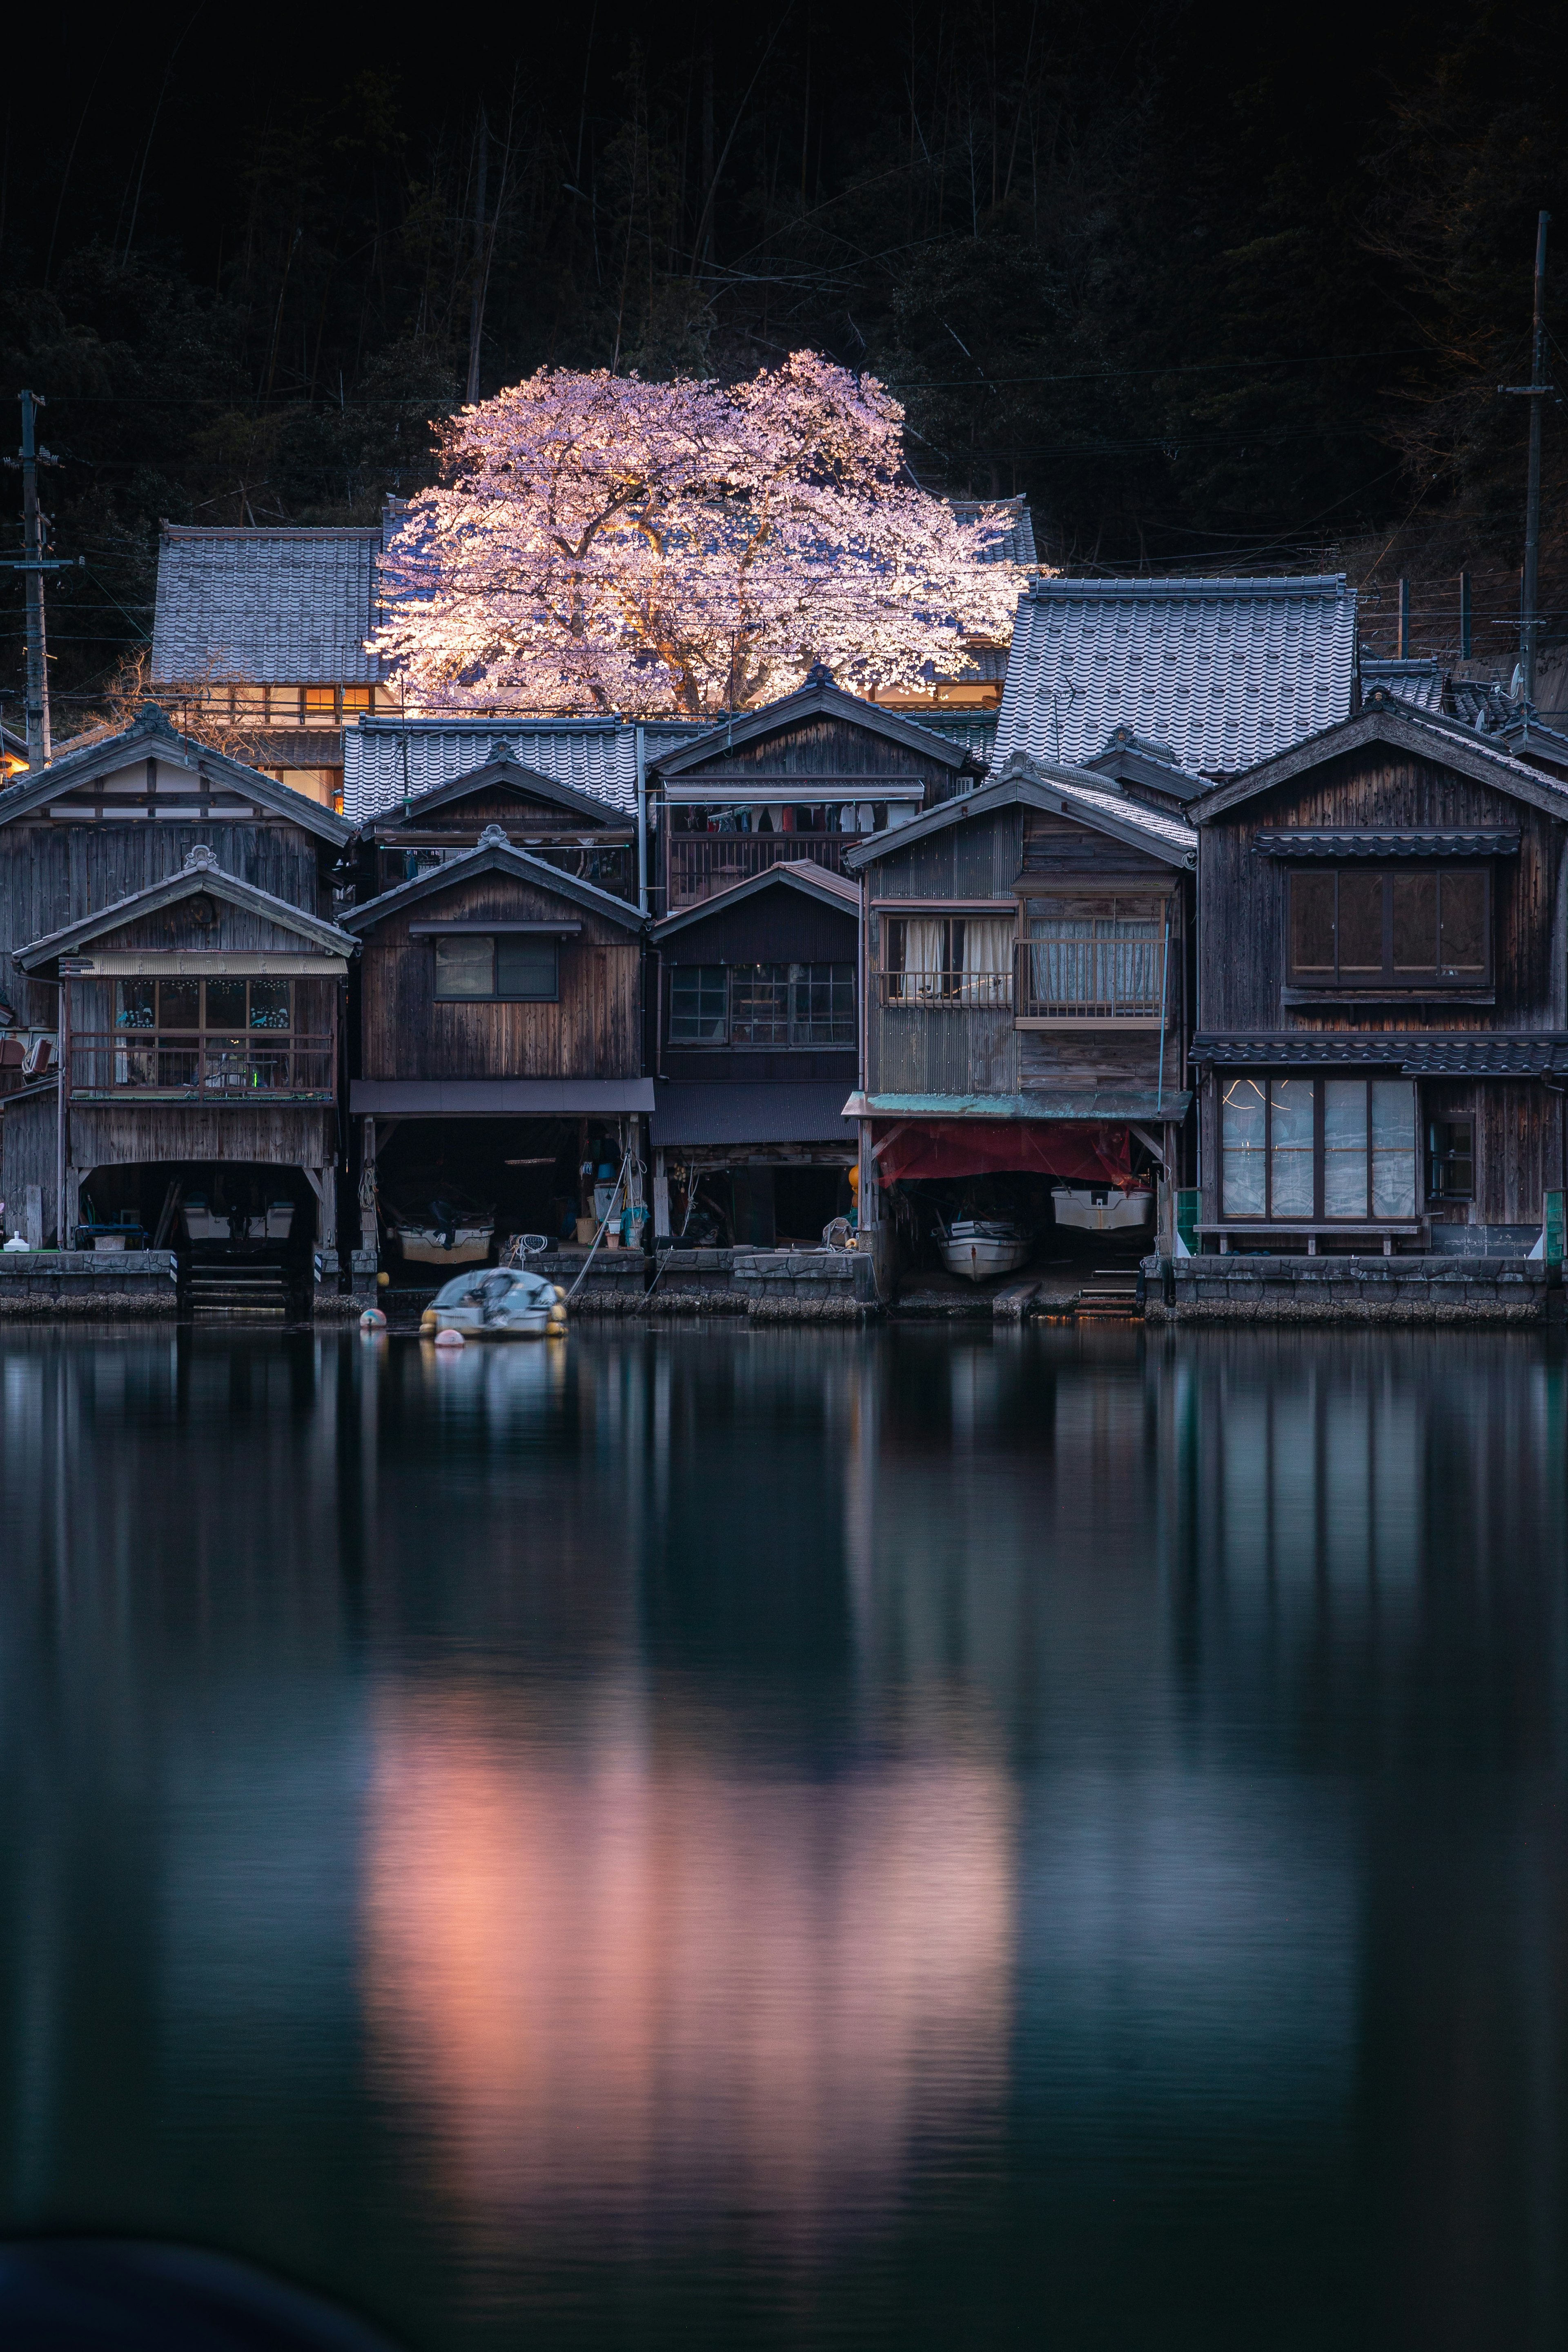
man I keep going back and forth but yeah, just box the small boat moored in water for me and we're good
[938,1218,1033,1282]
[420,1265,567,1339]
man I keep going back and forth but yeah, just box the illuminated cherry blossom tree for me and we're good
[373,351,1026,716]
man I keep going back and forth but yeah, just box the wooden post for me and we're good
[55,978,69,1248]
[653,1147,671,1241]
[22,1185,42,1252]
[360,1116,379,1257]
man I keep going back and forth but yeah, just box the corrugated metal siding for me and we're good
[995,575,1357,776]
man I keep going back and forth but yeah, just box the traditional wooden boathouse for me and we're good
[0,706,354,1253]
[1170,693,1568,1314]
[649,862,860,1247]
[844,748,1196,1293]
[340,826,653,1270]
[642,672,980,1250]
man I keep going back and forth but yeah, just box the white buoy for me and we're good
[360,1307,387,1328]
[433,1327,466,1348]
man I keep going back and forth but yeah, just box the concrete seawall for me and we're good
[1145,1253,1564,1325]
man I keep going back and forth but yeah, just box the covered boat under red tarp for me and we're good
[875,1119,1134,1186]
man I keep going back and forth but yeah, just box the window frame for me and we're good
[878,915,1017,1008]
[665,960,856,1048]
[1427,1115,1477,1203]
[431,933,559,1003]
[114,977,297,1034]
[1219,1073,1420,1222]
[1284,866,1492,992]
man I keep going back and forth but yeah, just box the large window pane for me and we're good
[1221,1078,1268,1215]
[1337,875,1383,973]
[248,978,292,1031]
[1269,1077,1316,1214]
[1323,1079,1369,1217]
[1290,873,1336,975]
[206,977,247,1030]
[670,965,727,1041]
[158,979,200,1031]
[1371,1080,1417,1214]
[1439,873,1487,976]
[1392,873,1439,972]
[434,936,495,998]
[495,937,557,998]
[115,980,156,1030]
[791,963,854,1045]
[731,964,791,1044]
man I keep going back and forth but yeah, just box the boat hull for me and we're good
[1052,1188,1154,1235]
[394,1226,494,1267]
[939,1226,1032,1282]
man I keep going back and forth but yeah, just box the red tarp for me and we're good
[875,1119,1134,1185]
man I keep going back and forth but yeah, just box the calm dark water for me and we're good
[0,1321,1566,2352]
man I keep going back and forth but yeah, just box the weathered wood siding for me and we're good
[661,893,857,967]
[865,807,1020,1098]
[1420,1078,1564,1224]
[1198,747,1567,1034]
[0,1088,58,1222]
[659,887,858,1085]
[0,818,334,1026]
[68,1104,337,1172]
[864,803,1191,1101]
[672,711,960,797]
[358,868,641,1082]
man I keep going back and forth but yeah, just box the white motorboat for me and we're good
[939,1218,1032,1282]
[1052,1185,1154,1235]
[420,1266,567,1339]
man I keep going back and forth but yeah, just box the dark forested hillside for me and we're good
[2,0,1566,717]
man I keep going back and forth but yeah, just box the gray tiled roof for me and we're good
[1360,658,1445,712]
[1195,1033,1568,1075]
[949,497,1038,567]
[152,523,390,686]
[343,716,710,824]
[994,575,1357,777]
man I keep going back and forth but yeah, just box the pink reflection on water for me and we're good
[361,1686,1014,2250]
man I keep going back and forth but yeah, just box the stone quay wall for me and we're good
[0,1249,180,1318]
[1145,1253,1564,1325]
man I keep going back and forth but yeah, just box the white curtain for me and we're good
[1029,916,1159,1011]
[895,918,947,1004]
[961,918,1014,1008]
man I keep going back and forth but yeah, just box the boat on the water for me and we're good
[939,1218,1032,1282]
[1052,1186,1154,1236]
[420,1265,567,1339]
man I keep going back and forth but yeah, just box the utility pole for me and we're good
[1501,212,1552,704]
[2,390,71,769]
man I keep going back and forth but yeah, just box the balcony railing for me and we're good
[1015,936,1168,1024]
[667,833,852,908]
[70,1032,337,1100]
[877,966,1014,1009]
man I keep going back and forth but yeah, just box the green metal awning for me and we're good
[841,1090,1192,1123]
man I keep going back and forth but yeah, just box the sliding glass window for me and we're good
[1221,1076,1418,1219]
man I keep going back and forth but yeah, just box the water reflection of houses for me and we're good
[361,1681,1013,2250]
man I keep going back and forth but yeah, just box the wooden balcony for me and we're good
[69,1031,337,1102]
[666,833,853,909]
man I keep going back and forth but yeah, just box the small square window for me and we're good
[495,937,557,998]
[434,937,495,998]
